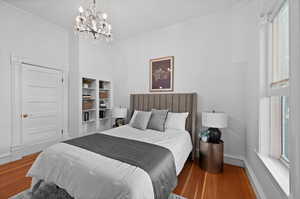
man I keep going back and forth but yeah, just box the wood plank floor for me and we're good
[0,153,256,199]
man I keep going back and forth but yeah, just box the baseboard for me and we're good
[14,140,59,155]
[195,148,245,168]
[0,139,60,166]
[224,154,245,167]
[0,152,10,159]
[244,160,267,199]
[1,131,86,166]
[0,152,12,165]
[222,155,267,199]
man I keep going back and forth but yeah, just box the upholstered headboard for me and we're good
[129,93,197,159]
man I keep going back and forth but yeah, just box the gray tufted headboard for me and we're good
[129,93,197,160]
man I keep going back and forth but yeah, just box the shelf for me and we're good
[83,77,96,81]
[82,120,96,124]
[83,88,96,90]
[82,109,96,112]
[81,78,112,134]
[99,117,111,121]
[99,89,111,91]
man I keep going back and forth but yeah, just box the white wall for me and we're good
[0,1,69,160]
[67,39,114,135]
[79,39,113,80]
[67,35,114,138]
[112,2,292,197]
[112,2,253,159]
[68,33,80,137]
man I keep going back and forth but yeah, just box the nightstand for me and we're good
[199,140,224,173]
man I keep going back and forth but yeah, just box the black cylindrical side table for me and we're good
[199,140,224,173]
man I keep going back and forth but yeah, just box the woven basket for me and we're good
[82,101,93,110]
[99,92,108,99]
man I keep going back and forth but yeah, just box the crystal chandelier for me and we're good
[74,0,112,40]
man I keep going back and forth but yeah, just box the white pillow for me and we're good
[130,111,152,130]
[165,112,189,130]
[129,110,151,126]
[129,110,139,126]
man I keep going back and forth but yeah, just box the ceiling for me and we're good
[4,0,241,40]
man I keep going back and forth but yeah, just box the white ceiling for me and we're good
[4,0,241,40]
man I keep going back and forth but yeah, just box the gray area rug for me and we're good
[11,182,187,199]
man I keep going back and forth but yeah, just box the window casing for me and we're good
[260,0,290,165]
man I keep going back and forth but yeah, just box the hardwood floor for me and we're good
[0,153,256,199]
[173,161,256,199]
[0,153,39,199]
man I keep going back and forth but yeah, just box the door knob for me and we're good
[22,114,28,118]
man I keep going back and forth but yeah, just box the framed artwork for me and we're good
[149,56,174,92]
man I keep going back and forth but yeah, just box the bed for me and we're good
[27,93,197,199]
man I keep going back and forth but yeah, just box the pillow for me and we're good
[165,112,189,131]
[147,109,169,132]
[130,111,152,130]
[129,110,139,125]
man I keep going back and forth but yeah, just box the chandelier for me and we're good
[74,0,112,40]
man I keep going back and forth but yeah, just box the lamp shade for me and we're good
[113,107,127,119]
[202,111,228,128]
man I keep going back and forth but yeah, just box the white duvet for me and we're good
[27,125,193,199]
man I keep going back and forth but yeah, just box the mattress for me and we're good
[27,125,193,199]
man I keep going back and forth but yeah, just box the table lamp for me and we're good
[113,107,127,127]
[202,111,228,143]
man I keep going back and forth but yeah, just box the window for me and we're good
[269,96,289,161]
[271,1,289,87]
[260,0,290,164]
[270,0,290,162]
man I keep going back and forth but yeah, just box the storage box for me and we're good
[82,101,93,110]
[99,92,108,99]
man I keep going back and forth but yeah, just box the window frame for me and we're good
[280,96,289,163]
[267,0,290,93]
[259,0,290,166]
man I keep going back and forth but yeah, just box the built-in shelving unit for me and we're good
[98,80,112,131]
[80,78,113,134]
[81,78,97,134]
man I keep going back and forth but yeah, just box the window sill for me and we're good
[257,152,290,197]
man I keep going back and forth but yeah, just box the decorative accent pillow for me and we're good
[130,111,152,130]
[129,110,139,126]
[165,112,189,131]
[147,109,169,132]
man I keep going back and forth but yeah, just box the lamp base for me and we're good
[114,118,125,127]
[208,128,222,143]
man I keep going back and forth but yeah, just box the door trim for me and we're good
[10,55,66,153]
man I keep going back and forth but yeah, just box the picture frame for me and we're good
[149,56,174,92]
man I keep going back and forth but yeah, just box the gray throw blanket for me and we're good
[24,180,73,199]
[64,133,177,199]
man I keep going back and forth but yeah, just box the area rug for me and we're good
[10,183,187,199]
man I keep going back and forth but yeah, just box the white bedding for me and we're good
[27,125,193,199]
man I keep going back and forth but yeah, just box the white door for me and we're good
[21,64,63,145]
